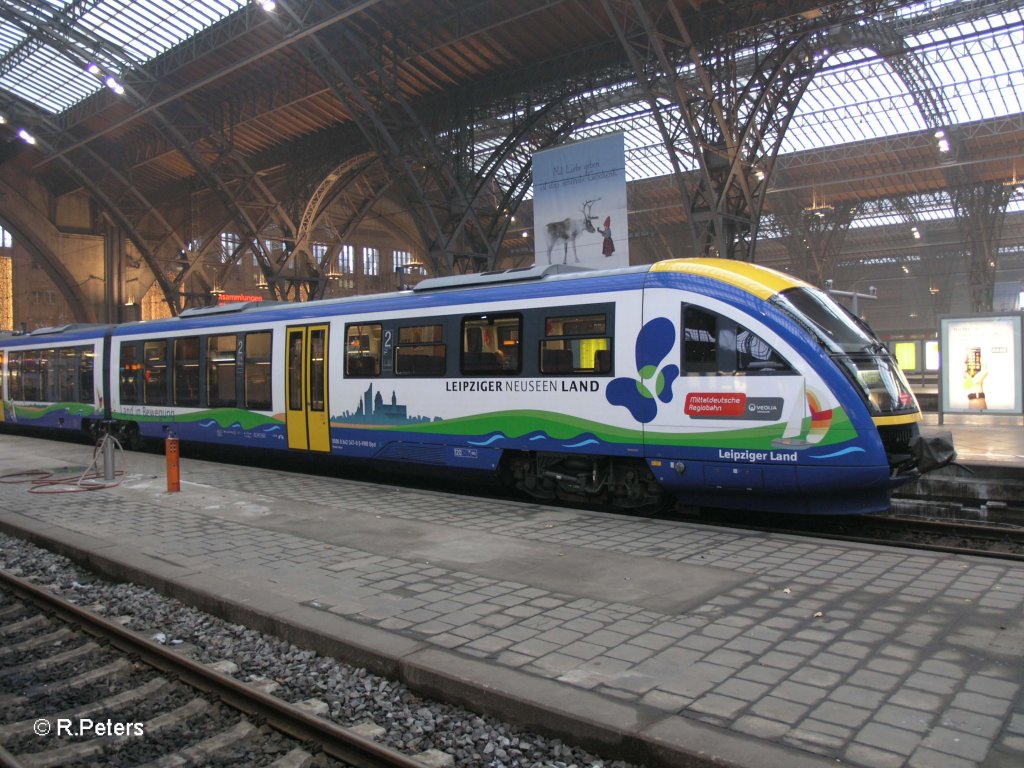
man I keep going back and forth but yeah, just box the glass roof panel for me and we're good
[771,4,1022,155]
[0,0,246,114]
[3,0,1021,210]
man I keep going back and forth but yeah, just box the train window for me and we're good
[462,315,520,375]
[734,327,790,373]
[540,314,611,375]
[309,329,326,411]
[553,315,607,336]
[119,343,141,404]
[395,324,446,376]
[682,306,791,375]
[58,347,78,402]
[7,352,21,401]
[173,337,201,407]
[683,308,718,374]
[79,348,94,404]
[345,324,381,377]
[288,331,303,410]
[144,340,168,405]
[244,331,272,410]
[207,334,237,408]
[38,349,56,401]
[774,287,874,355]
[22,350,41,401]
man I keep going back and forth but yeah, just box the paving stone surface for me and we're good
[0,435,1022,767]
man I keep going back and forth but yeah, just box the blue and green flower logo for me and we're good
[606,318,679,423]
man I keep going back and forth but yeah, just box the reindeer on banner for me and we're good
[545,198,599,264]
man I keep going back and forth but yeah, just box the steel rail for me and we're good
[697,511,1024,562]
[0,568,426,768]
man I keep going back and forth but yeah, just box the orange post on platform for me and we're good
[165,433,180,493]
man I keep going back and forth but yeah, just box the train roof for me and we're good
[105,262,650,335]
[0,323,114,346]
[412,263,594,291]
[653,259,813,300]
[0,259,814,344]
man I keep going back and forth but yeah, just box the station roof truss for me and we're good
[0,0,1021,315]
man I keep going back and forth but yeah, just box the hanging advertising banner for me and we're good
[940,315,1022,414]
[533,133,628,269]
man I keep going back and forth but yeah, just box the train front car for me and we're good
[634,259,952,515]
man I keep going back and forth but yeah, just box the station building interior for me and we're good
[0,0,1022,407]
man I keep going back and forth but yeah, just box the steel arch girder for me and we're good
[602,2,962,263]
[2,15,285,311]
[769,195,861,285]
[3,101,185,315]
[292,155,398,301]
[277,6,501,276]
[451,93,594,260]
[950,182,1015,312]
[279,24,447,275]
[0,204,93,324]
[58,150,183,314]
[138,102,291,300]
[21,8,292,303]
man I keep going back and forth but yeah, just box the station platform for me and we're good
[921,414,1024,467]
[0,433,1022,768]
[904,417,1024,518]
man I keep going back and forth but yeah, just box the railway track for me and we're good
[850,513,1024,560]
[696,509,1024,561]
[0,570,431,768]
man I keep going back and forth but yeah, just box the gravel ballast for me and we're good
[1,532,642,768]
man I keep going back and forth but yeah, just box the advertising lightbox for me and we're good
[940,315,1022,414]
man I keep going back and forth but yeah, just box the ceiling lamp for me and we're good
[803,190,833,218]
[17,128,36,145]
[105,76,125,95]
[1005,165,1022,191]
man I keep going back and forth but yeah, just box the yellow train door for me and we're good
[285,324,331,452]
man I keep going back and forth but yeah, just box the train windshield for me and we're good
[774,287,919,416]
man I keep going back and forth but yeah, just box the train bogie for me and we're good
[0,260,953,514]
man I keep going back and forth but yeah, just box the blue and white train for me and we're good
[0,259,952,514]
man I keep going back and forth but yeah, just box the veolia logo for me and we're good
[606,317,679,423]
